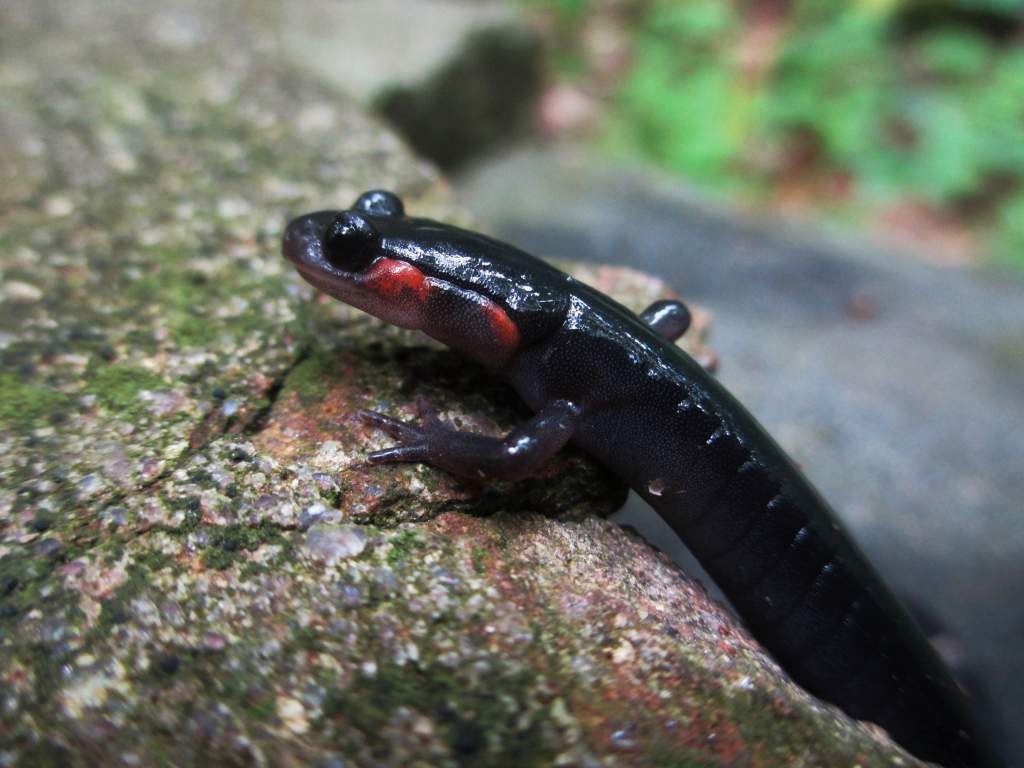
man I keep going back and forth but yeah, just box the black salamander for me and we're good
[283,190,994,768]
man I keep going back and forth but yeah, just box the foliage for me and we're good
[533,0,1024,265]
[609,2,747,191]
[760,3,1024,208]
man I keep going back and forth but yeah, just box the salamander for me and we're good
[283,190,994,768]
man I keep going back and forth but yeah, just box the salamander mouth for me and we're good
[283,211,367,301]
[290,258,348,298]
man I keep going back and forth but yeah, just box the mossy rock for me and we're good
[0,2,925,766]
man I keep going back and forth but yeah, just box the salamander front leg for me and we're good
[357,399,582,482]
[641,299,692,342]
[641,299,719,372]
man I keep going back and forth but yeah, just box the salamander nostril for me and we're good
[323,211,378,271]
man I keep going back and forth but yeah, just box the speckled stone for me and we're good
[303,525,368,564]
[0,2,927,767]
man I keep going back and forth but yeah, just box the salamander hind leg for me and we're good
[641,299,692,342]
[358,399,582,483]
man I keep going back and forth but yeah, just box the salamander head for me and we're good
[283,190,567,365]
[283,191,433,333]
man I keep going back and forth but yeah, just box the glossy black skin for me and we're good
[284,191,994,768]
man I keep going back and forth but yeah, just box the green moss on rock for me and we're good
[283,345,338,403]
[0,374,74,430]
[201,522,289,570]
[85,364,166,414]
[326,662,556,767]
[385,528,423,566]
[0,549,59,620]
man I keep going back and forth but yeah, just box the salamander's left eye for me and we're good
[323,212,378,272]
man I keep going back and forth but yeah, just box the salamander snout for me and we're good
[282,210,338,272]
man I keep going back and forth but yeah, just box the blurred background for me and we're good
[278,0,1024,762]
[521,0,1024,269]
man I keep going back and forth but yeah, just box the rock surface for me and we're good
[1,2,927,766]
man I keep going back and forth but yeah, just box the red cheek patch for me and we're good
[483,300,520,352]
[364,258,429,303]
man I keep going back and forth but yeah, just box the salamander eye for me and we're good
[352,189,405,218]
[323,212,378,272]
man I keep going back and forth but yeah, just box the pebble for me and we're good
[78,474,102,496]
[3,281,43,302]
[337,583,365,608]
[275,695,309,734]
[372,566,399,595]
[298,502,341,530]
[303,525,367,563]
[43,194,74,216]
[216,196,252,219]
[202,631,228,651]
[611,640,635,664]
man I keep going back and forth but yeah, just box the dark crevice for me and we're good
[147,340,314,491]
[241,341,313,436]
[183,341,313,452]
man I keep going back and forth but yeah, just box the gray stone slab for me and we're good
[278,0,516,101]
